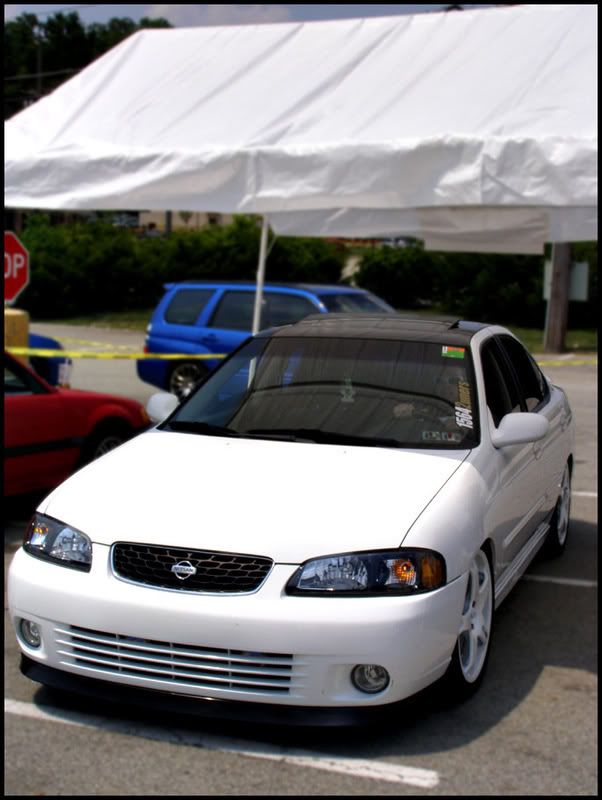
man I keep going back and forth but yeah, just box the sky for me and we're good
[4,4,496,27]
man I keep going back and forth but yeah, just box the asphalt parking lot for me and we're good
[4,325,597,796]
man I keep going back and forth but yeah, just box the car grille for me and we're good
[112,542,273,593]
[55,625,295,695]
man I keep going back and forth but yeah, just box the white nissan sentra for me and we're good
[8,314,574,725]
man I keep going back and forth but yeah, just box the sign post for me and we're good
[4,231,30,305]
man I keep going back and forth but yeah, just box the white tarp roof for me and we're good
[4,4,597,254]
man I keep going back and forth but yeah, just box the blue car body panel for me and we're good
[28,332,71,386]
[137,281,394,392]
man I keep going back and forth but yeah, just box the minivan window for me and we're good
[210,291,317,332]
[318,293,394,313]
[164,289,214,325]
[210,291,255,331]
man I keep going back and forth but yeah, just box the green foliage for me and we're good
[4,11,171,119]
[356,239,598,327]
[17,215,346,319]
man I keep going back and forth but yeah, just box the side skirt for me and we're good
[494,521,550,609]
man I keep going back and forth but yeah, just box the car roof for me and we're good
[265,313,490,345]
[163,281,370,294]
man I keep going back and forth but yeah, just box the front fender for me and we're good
[399,460,490,582]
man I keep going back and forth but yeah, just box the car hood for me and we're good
[41,430,468,563]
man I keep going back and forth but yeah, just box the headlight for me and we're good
[24,513,92,572]
[286,549,445,596]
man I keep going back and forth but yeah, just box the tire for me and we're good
[541,463,571,559]
[168,361,208,399]
[439,547,494,702]
[80,422,131,466]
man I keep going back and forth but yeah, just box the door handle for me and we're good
[533,442,543,459]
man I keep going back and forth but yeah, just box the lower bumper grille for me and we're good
[55,625,295,695]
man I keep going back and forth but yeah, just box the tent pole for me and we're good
[252,216,269,334]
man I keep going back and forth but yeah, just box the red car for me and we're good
[4,351,151,497]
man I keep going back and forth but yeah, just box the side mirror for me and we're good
[146,392,179,424]
[491,412,549,448]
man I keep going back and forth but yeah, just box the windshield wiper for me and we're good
[163,420,240,437]
[246,428,403,448]
[164,420,299,443]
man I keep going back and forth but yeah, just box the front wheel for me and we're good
[439,548,494,701]
[168,361,208,399]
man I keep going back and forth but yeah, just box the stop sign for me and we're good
[4,231,30,304]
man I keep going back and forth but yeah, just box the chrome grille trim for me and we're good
[54,625,302,695]
[111,542,274,595]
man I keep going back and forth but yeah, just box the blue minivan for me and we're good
[137,281,395,397]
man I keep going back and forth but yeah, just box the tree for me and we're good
[4,11,172,119]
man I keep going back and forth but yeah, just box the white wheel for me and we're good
[543,463,571,558]
[457,549,493,684]
[439,547,494,700]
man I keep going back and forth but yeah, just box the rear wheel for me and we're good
[440,548,494,701]
[168,361,208,399]
[541,463,571,558]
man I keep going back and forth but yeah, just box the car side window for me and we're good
[264,294,316,328]
[164,289,214,325]
[480,340,522,427]
[497,335,549,411]
[209,291,255,331]
[4,362,45,395]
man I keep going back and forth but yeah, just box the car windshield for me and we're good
[166,336,478,449]
[318,293,394,313]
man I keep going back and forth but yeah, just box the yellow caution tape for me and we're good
[7,347,227,360]
[7,347,596,366]
[537,359,597,367]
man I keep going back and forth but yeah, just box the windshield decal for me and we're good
[442,346,465,359]
[455,380,474,429]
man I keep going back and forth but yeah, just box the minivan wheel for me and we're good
[168,362,207,399]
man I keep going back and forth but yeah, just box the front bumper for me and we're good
[9,544,467,712]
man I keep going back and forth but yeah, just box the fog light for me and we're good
[19,619,41,648]
[351,664,390,694]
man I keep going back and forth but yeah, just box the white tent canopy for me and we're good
[5,3,597,258]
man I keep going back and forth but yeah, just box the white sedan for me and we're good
[8,314,574,724]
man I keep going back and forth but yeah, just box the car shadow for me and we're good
[12,513,597,758]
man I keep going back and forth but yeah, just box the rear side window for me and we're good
[210,291,255,331]
[164,289,214,325]
[318,293,394,312]
[264,294,316,328]
[210,291,317,332]
[497,335,549,411]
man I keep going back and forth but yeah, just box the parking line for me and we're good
[4,698,439,788]
[523,575,597,588]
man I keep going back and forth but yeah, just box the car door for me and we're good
[4,356,78,495]
[479,337,548,576]
[495,334,567,523]
[205,290,256,353]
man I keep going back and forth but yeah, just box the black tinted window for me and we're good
[497,335,548,411]
[210,291,255,331]
[319,293,394,312]
[164,289,213,325]
[481,340,522,427]
[174,336,479,449]
[264,294,316,328]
